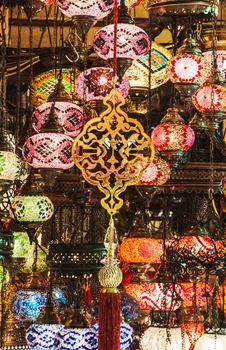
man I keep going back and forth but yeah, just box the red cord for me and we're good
[113,0,118,81]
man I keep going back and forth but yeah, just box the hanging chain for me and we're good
[0,1,7,131]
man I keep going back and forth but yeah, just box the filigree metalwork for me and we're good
[72,89,154,216]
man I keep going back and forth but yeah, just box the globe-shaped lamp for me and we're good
[140,327,190,350]
[151,107,195,165]
[32,101,87,137]
[12,195,54,223]
[167,36,209,101]
[57,0,113,18]
[26,324,64,350]
[192,70,226,129]
[54,327,98,350]
[194,333,226,350]
[138,156,171,186]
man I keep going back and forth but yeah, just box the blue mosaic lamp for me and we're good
[26,297,64,350]
[54,308,98,350]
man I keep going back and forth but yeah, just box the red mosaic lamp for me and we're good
[151,107,195,165]
[138,155,171,187]
[168,34,209,103]
[192,68,226,129]
[180,281,212,308]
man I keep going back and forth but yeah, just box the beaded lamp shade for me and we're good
[125,282,182,310]
[120,238,163,264]
[12,195,54,222]
[26,324,64,350]
[137,156,171,186]
[172,235,217,263]
[203,50,226,79]
[140,327,190,350]
[180,281,212,307]
[76,67,130,101]
[22,133,74,170]
[32,101,87,137]
[93,23,150,60]
[194,333,226,350]
[54,327,98,350]
[126,42,172,90]
[57,0,114,18]
[31,69,73,107]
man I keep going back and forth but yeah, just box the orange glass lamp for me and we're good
[180,281,212,308]
[124,282,182,310]
[120,238,163,264]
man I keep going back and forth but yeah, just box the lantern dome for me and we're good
[125,282,182,310]
[22,133,74,170]
[57,0,114,18]
[194,333,226,350]
[76,67,130,101]
[120,237,163,264]
[12,195,54,223]
[93,23,150,61]
[140,327,190,350]
[32,101,87,137]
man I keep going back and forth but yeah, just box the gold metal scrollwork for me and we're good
[72,89,154,217]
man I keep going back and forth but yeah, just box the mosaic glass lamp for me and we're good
[26,323,64,350]
[180,281,212,308]
[23,109,74,170]
[76,67,130,102]
[32,101,87,137]
[31,69,73,107]
[12,195,54,223]
[136,156,171,186]
[125,282,182,311]
[151,107,195,165]
[194,333,226,350]
[93,23,150,61]
[140,327,190,350]
[57,0,114,18]
[120,237,163,264]
[167,35,209,102]
[192,69,226,129]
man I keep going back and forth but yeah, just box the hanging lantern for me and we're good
[23,109,74,171]
[180,281,212,307]
[194,333,226,350]
[140,327,190,350]
[146,0,217,16]
[54,327,98,350]
[192,70,226,129]
[125,282,182,310]
[172,227,218,264]
[12,195,54,223]
[26,324,64,350]
[31,69,74,107]
[32,101,87,137]
[167,35,209,102]
[76,67,130,102]
[120,237,163,264]
[126,42,171,113]
[151,107,195,165]
[137,156,171,186]
[93,23,150,61]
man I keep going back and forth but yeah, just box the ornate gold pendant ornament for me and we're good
[72,88,154,217]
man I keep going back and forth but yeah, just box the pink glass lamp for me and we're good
[57,0,114,41]
[151,107,195,165]
[32,101,87,137]
[138,156,171,186]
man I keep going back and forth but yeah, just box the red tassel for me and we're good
[98,290,121,350]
